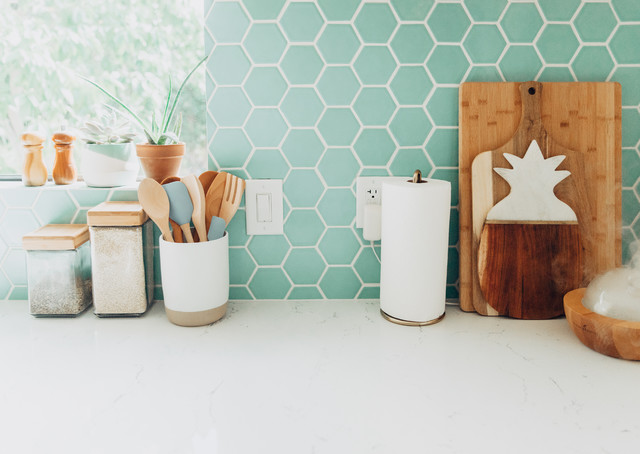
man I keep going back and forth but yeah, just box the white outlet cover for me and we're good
[245,179,284,235]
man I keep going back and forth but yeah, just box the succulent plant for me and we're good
[81,109,137,144]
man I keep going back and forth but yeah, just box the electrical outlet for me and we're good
[356,177,383,228]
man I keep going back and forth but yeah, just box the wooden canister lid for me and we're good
[87,201,148,226]
[23,224,90,250]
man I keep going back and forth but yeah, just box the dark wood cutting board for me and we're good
[459,81,621,316]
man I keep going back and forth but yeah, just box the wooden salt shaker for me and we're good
[52,130,77,185]
[21,132,48,186]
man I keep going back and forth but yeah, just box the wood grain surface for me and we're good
[22,224,90,250]
[459,81,621,315]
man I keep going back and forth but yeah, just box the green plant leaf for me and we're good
[162,54,208,136]
[161,74,172,133]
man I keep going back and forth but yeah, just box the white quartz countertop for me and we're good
[0,299,638,454]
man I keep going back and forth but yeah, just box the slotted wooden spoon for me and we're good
[182,174,207,242]
[205,172,228,232]
[199,170,218,195]
[219,173,245,226]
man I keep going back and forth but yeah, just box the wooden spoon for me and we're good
[137,178,174,242]
[182,174,207,242]
[205,172,228,232]
[199,170,219,195]
[161,176,183,242]
[219,173,245,226]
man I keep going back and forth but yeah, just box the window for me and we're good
[0,0,207,177]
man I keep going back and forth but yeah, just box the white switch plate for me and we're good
[245,179,284,235]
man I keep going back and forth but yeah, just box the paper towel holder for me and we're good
[410,169,427,184]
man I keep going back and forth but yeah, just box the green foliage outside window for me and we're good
[0,0,207,176]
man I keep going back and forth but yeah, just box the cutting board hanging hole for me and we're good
[528,87,536,95]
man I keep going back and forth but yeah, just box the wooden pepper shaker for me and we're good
[52,129,77,185]
[21,132,48,186]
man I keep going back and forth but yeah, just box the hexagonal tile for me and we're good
[280,2,324,43]
[282,130,325,167]
[431,168,459,205]
[244,67,287,107]
[572,46,614,82]
[245,109,288,147]
[318,108,360,147]
[389,148,432,177]
[536,25,579,64]
[209,46,250,85]
[622,149,640,188]
[245,149,290,179]
[320,267,360,299]
[612,0,640,21]
[539,0,580,20]
[390,0,433,20]
[229,286,253,300]
[499,46,543,82]
[317,67,361,106]
[243,0,286,20]
[210,129,252,168]
[358,286,380,299]
[354,3,397,44]
[229,248,256,285]
[448,208,459,246]
[354,247,381,284]
[427,3,470,43]
[249,268,291,299]
[317,188,356,226]
[574,3,617,43]
[34,191,76,224]
[447,247,459,285]
[0,236,7,260]
[427,128,458,167]
[319,228,360,265]
[353,129,396,166]
[463,0,507,22]
[427,45,469,84]
[463,25,506,64]
[390,66,432,106]
[2,188,38,207]
[353,88,396,126]
[465,66,503,82]
[4,249,26,285]
[390,108,432,147]
[611,67,640,106]
[288,287,323,299]
[280,88,324,127]
[284,170,325,208]
[207,2,249,43]
[284,248,326,285]
[500,3,543,43]
[353,46,396,85]
[538,67,575,82]
[623,189,640,226]
[317,0,359,21]
[70,189,109,208]
[284,209,325,246]
[427,87,458,127]
[243,24,287,64]
[610,26,640,65]
[280,45,324,85]
[317,24,361,64]
[623,108,640,149]
[209,87,251,127]
[0,271,10,299]
[248,235,290,265]
[390,24,433,65]
[318,148,360,187]
[226,210,250,246]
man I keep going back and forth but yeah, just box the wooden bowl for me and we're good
[564,288,640,360]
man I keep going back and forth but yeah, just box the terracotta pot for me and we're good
[136,143,185,182]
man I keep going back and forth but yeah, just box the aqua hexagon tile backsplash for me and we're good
[2,1,640,302]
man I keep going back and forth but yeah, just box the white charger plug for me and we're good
[363,203,381,241]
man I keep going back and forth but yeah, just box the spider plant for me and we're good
[81,55,207,146]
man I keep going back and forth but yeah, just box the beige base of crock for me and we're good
[164,302,227,327]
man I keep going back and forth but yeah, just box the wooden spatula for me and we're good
[137,178,174,242]
[205,172,228,232]
[199,170,218,195]
[181,174,207,242]
[219,173,245,226]
[161,176,183,242]
[163,181,195,243]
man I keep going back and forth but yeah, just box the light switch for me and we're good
[245,180,283,235]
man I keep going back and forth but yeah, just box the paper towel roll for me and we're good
[380,178,451,324]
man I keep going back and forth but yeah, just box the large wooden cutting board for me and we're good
[459,81,621,315]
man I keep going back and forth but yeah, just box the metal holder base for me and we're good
[380,309,445,326]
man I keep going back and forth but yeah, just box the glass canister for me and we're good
[87,201,154,316]
[22,224,92,316]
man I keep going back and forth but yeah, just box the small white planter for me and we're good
[159,233,229,327]
[82,143,139,187]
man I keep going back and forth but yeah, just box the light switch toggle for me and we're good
[256,193,272,222]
